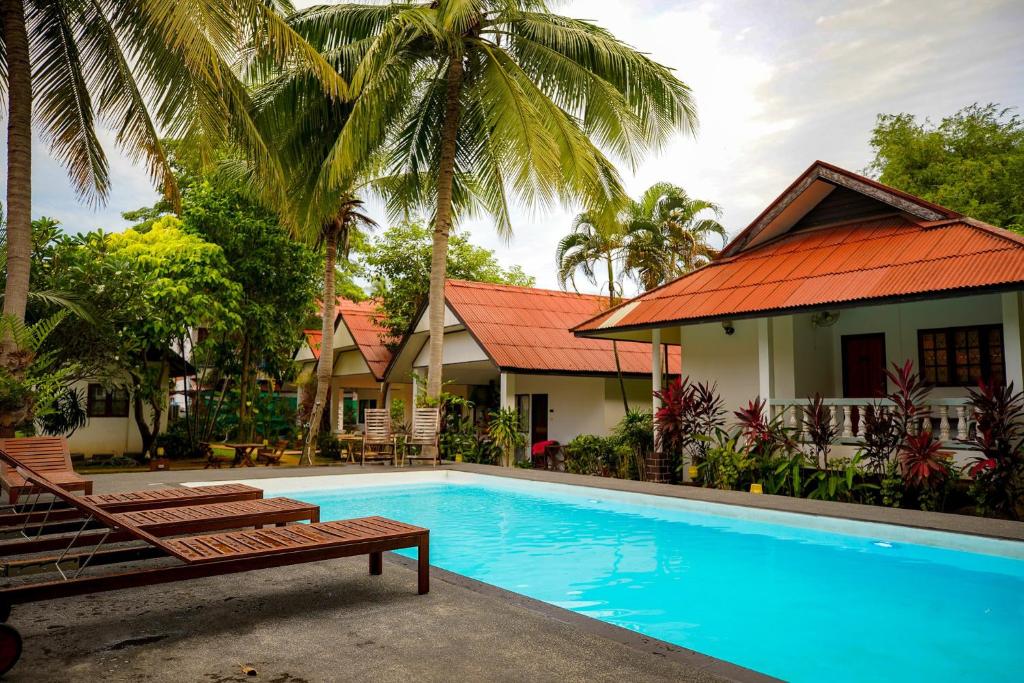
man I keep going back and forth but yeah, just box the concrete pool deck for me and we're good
[7,463,1022,681]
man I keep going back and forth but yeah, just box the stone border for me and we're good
[446,462,1024,542]
[384,553,779,683]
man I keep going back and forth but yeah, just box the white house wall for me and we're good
[335,348,371,377]
[64,380,157,457]
[510,374,653,445]
[676,292,1010,413]
[413,330,489,367]
[413,304,460,333]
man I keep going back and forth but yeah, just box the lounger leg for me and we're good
[417,535,430,595]
[369,551,383,575]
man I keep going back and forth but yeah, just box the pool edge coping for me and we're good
[384,552,780,683]
[444,463,1024,543]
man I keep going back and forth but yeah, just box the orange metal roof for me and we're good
[445,280,680,375]
[576,215,1024,333]
[303,330,323,359]
[335,299,394,381]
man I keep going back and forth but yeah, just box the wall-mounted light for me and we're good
[722,320,735,336]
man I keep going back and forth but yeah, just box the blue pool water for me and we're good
[291,478,1024,682]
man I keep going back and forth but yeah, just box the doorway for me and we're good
[842,333,887,398]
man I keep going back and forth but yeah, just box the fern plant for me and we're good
[0,311,73,434]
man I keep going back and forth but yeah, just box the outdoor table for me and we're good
[223,442,264,468]
[335,433,363,463]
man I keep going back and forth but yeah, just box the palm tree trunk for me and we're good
[607,254,629,413]
[304,224,338,465]
[2,0,32,330]
[426,54,465,400]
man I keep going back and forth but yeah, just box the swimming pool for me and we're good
[215,472,1024,682]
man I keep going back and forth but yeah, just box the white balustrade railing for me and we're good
[767,398,974,447]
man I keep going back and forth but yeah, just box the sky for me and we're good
[3,0,1023,296]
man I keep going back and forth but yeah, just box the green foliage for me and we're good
[0,311,73,431]
[37,387,88,437]
[564,433,629,477]
[488,408,526,468]
[867,103,1024,231]
[612,410,653,480]
[362,222,534,339]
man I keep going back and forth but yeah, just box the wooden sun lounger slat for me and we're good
[164,517,425,564]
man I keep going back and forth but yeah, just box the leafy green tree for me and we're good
[867,103,1024,231]
[289,0,698,401]
[363,221,534,339]
[127,167,322,440]
[0,0,344,328]
[48,217,241,453]
[623,183,726,290]
[556,207,629,411]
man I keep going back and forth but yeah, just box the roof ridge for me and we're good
[447,278,607,300]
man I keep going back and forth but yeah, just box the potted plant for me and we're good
[488,408,525,468]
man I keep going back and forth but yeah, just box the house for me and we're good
[294,299,406,433]
[574,161,1024,480]
[386,279,679,449]
[67,350,194,457]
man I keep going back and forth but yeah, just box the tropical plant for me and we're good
[557,208,630,411]
[655,377,725,479]
[886,360,931,438]
[37,387,88,437]
[803,394,839,469]
[623,183,727,290]
[287,1,697,403]
[900,431,955,511]
[0,0,344,328]
[804,454,876,503]
[564,434,628,477]
[488,408,526,468]
[613,409,653,481]
[0,311,71,434]
[860,404,902,474]
[965,380,1024,519]
[697,429,751,491]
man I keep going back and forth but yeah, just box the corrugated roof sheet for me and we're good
[336,299,394,381]
[303,330,322,359]
[445,280,680,375]
[576,215,1024,333]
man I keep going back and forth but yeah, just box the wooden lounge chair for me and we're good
[361,409,397,466]
[402,408,442,467]
[0,437,93,505]
[0,483,263,529]
[0,497,319,556]
[0,450,429,676]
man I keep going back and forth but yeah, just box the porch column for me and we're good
[649,329,669,483]
[1002,291,1024,389]
[499,371,516,411]
[411,372,419,409]
[757,318,774,402]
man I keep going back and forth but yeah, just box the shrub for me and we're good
[655,377,724,479]
[613,410,653,480]
[860,404,901,474]
[803,394,838,469]
[564,434,626,476]
[965,380,1024,519]
[900,431,956,511]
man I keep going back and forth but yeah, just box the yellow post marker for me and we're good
[688,465,698,480]
[750,483,763,494]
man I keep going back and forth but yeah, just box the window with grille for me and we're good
[86,384,130,417]
[918,325,1004,387]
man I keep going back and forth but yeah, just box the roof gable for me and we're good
[335,299,394,381]
[575,162,1024,336]
[722,160,960,257]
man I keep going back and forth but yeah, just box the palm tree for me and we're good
[556,208,630,413]
[288,0,697,401]
[624,183,727,290]
[0,0,345,332]
[245,25,383,465]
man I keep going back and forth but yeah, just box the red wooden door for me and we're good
[842,333,887,398]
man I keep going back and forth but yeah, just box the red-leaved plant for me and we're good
[900,431,952,488]
[803,393,839,469]
[734,398,774,455]
[965,379,1024,519]
[885,360,931,437]
[654,377,724,470]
